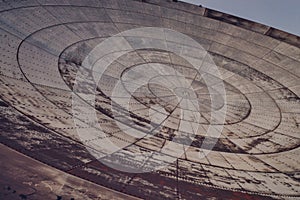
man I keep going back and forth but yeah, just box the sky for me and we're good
[182,0,300,36]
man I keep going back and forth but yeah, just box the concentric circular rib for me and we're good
[0,0,299,199]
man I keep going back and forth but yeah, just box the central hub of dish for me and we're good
[173,87,196,99]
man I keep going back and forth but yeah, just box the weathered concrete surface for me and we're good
[0,0,299,199]
[0,143,140,200]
